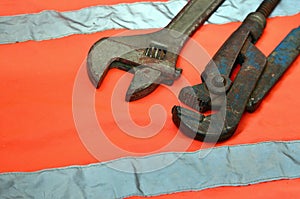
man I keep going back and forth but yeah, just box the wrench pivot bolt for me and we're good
[212,75,226,87]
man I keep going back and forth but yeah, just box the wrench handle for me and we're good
[247,26,300,112]
[165,0,224,37]
[256,0,281,18]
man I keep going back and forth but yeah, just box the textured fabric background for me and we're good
[1,0,300,198]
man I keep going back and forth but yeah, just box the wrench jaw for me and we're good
[86,0,226,101]
[126,83,160,102]
[87,37,112,88]
[177,9,270,114]
[125,67,161,101]
[126,65,182,101]
[174,43,267,142]
[179,81,228,113]
[172,106,236,142]
[172,0,285,142]
[87,32,183,100]
[86,37,138,88]
[178,84,211,113]
[124,50,182,101]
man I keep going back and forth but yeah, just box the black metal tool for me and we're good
[172,0,300,142]
[179,0,280,113]
[87,0,225,101]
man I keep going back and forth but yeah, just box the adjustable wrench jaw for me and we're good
[87,0,227,101]
[87,37,122,88]
[87,32,183,101]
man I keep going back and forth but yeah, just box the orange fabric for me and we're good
[1,0,300,198]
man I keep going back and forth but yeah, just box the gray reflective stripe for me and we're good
[0,0,300,44]
[0,0,188,44]
[1,141,300,198]
[207,0,300,24]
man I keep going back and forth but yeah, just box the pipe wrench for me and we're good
[173,0,300,142]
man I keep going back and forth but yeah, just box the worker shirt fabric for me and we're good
[1,0,300,198]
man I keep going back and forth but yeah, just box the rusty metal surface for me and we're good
[179,0,280,113]
[87,0,225,101]
[180,27,300,114]
[175,0,284,142]
[247,26,300,112]
[173,42,267,142]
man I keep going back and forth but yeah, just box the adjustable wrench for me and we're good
[87,0,225,101]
